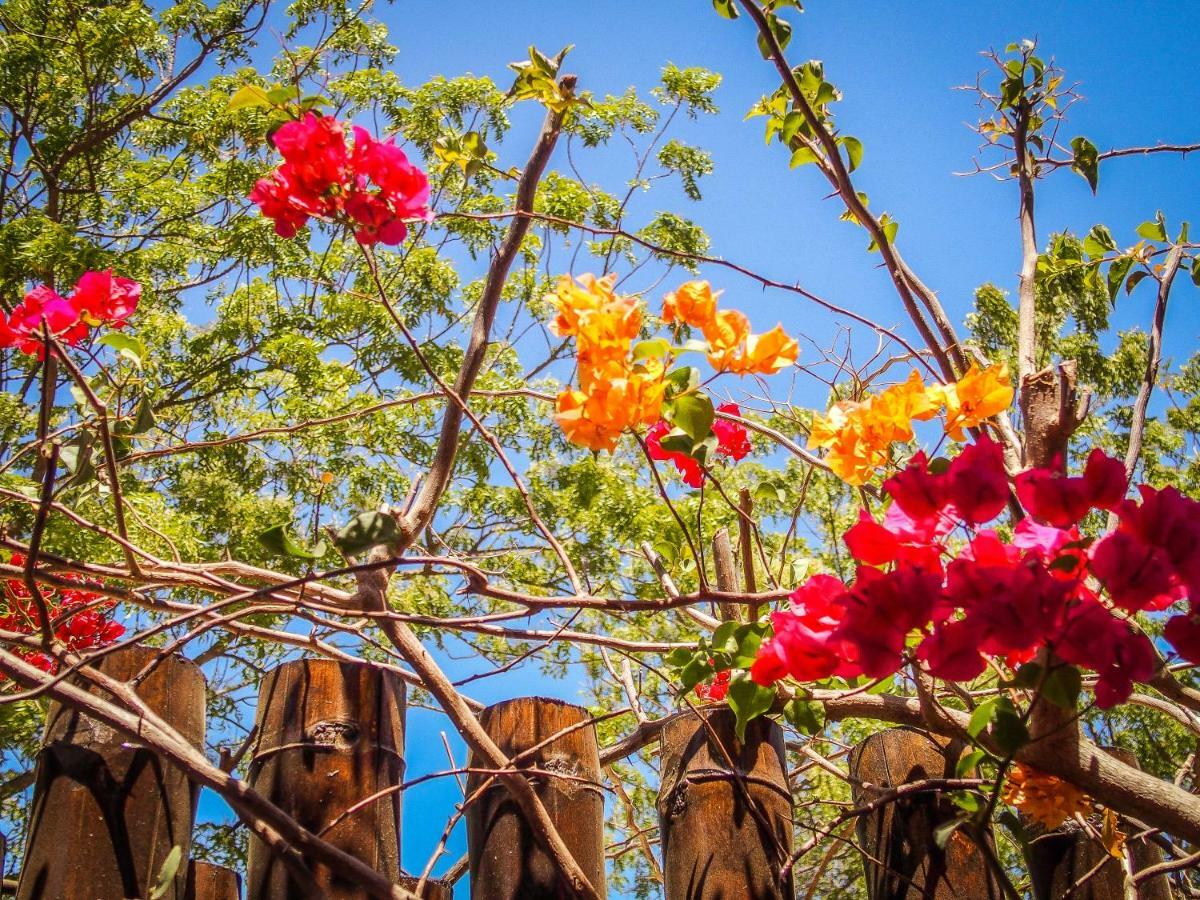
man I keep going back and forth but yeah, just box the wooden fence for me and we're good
[6,645,1175,898]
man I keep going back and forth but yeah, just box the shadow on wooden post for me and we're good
[396,875,453,899]
[16,645,205,900]
[465,696,606,899]
[245,659,406,899]
[1026,747,1173,899]
[657,708,794,900]
[850,727,1004,899]
[186,860,242,900]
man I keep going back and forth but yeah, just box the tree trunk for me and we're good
[246,659,406,899]
[465,696,605,899]
[657,708,794,900]
[186,860,242,900]
[397,875,454,899]
[17,645,205,900]
[849,728,1003,899]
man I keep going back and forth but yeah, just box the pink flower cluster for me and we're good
[752,436,1198,708]
[0,271,140,357]
[646,403,752,488]
[2,553,124,675]
[250,113,432,246]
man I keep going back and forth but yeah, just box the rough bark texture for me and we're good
[246,659,406,899]
[849,728,1003,899]
[186,860,242,900]
[396,876,454,900]
[465,697,605,900]
[657,709,793,900]
[17,645,205,900]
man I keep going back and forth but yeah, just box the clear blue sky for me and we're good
[195,2,1200,895]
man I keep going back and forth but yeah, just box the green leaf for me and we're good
[333,510,401,556]
[711,0,740,19]
[993,700,1030,755]
[669,392,715,442]
[131,396,157,434]
[227,84,271,112]
[657,428,695,456]
[666,647,693,668]
[266,84,300,106]
[1083,224,1117,258]
[967,698,1000,739]
[933,815,969,850]
[258,522,327,561]
[1070,136,1099,194]
[663,366,700,398]
[756,13,792,59]
[841,135,863,172]
[727,675,776,740]
[789,146,819,169]
[712,620,739,653]
[149,845,182,900]
[1106,256,1134,301]
[1041,664,1081,709]
[1136,212,1168,242]
[632,338,671,361]
[97,332,145,368]
[679,655,713,691]
[1191,257,1200,288]
[951,791,982,814]
[783,698,825,735]
[956,749,987,778]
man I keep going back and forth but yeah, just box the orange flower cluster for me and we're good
[1001,762,1092,830]
[549,273,666,452]
[662,281,798,376]
[809,362,1013,485]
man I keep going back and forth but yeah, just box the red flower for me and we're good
[712,403,752,460]
[695,668,731,701]
[3,286,84,355]
[1165,611,1200,665]
[1055,598,1155,708]
[834,565,941,678]
[1016,449,1127,527]
[882,451,947,521]
[751,575,858,685]
[917,619,986,681]
[70,270,141,329]
[945,435,1009,525]
[1089,530,1177,612]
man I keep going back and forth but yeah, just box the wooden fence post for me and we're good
[245,658,405,899]
[465,696,606,899]
[1026,747,1173,899]
[657,708,794,900]
[396,875,453,899]
[16,645,206,900]
[849,727,1003,899]
[186,860,242,899]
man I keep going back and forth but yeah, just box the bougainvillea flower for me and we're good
[945,434,1009,525]
[1089,529,1178,613]
[1055,597,1155,708]
[917,618,987,681]
[1165,611,1200,664]
[646,403,753,488]
[883,451,948,521]
[1015,449,1127,527]
[1002,763,1092,830]
[937,362,1014,440]
[662,280,719,330]
[695,668,731,701]
[712,403,752,460]
[70,270,142,329]
[751,574,858,685]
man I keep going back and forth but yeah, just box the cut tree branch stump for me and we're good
[186,860,242,900]
[246,659,406,899]
[657,708,794,900]
[17,645,206,900]
[849,728,1004,899]
[465,696,605,899]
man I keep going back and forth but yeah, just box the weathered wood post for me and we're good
[465,696,605,899]
[396,875,454,899]
[1026,747,1173,900]
[245,658,406,899]
[657,708,794,900]
[17,645,206,900]
[186,860,242,900]
[849,728,1003,899]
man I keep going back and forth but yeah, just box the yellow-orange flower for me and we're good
[940,362,1014,441]
[547,274,665,451]
[1001,763,1091,830]
[716,324,801,376]
[663,280,719,329]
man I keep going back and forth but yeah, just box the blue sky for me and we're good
[192,1,1200,894]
